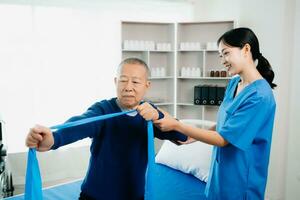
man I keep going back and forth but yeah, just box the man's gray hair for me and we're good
[117,57,151,78]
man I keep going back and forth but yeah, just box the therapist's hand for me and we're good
[153,110,180,132]
[25,124,54,152]
[178,136,197,145]
[137,102,159,121]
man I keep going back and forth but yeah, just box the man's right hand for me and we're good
[25,125,54,152]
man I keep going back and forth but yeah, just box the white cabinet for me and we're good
[121,21,235,122]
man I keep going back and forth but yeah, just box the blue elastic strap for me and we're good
[50,110,136,131]
[145,121,155,200]
[24,148,43,200]
[24,109,157,200]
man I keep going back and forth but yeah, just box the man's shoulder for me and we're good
[90,97,117,112]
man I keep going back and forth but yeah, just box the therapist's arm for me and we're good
[154,113,228,147]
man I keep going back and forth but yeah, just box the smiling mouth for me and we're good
[226,65,232,70]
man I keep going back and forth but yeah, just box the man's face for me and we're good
[115,63,150,109]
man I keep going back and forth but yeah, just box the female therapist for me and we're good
[153,28,276,199]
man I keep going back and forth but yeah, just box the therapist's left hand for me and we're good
[137,102,159,121]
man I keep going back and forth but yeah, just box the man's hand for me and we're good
[25,124,54,152]
[136,102,159,121]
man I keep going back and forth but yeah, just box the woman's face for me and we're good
[218,41,245,76]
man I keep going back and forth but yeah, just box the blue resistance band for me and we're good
[25,149,43,200]
[24,110,155,200]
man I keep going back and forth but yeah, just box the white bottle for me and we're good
[161,67,166,77]
[186,67,191,77]
[167,43,171,51]
[140,40,145,51]
[151,41,155,51]
[191,68,196,77]
[180,42,184,50]
[181,67,186,77]
[196,68,201,77]
[157,67,161,77]
[151,68,156,77]
[123,40,128,50]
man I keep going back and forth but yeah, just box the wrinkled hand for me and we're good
[136,102,159,121]
[25,124,54,152]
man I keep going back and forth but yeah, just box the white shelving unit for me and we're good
[122,21,176,118]
[176,21,234,121]
[121,20,235,124]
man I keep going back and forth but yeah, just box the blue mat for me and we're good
[5,180,82,200]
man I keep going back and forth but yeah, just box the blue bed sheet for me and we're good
[153,163,207,200]
[6,163,206,200]
[5,180,82,200]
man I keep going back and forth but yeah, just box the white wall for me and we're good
[285,0,300,199]
[1,0,194,185]
[0,0,193,153]
[192,0,297,199]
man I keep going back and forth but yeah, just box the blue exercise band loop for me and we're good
[50,110,136,131]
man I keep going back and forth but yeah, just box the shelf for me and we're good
[178,49,219,52]
[178,49,206,52]
[205,49,219,52]
[177,103,220,107]
[122,49,174,53]
[154,102,174,106]
[149,76,174,80]
[122,20,235,120]
[177,103,195,106]
[177,76,231,80]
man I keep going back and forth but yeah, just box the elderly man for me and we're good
[25,58,186,200]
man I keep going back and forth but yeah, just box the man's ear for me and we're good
[114,77,117,85]
[146,80,151,89]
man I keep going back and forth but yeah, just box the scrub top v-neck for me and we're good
[205,76,276,200]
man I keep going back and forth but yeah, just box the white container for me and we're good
[140,40,145,51]
[150,41,155,51]
[191,68,196,77]
[186,67,191,77]
[196,68,201,77]
[161,67,166,77]
[180,42,185,50]
[123,40,128,49]
[167,43,171,51]
[181,67,186,77]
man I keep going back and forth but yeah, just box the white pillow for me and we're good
[155,119,214,182]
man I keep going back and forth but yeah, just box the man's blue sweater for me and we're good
[51,98,187,200]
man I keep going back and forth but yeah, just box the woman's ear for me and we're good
[242,43,251,58]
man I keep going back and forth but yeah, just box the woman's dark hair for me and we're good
[217,27,277,89]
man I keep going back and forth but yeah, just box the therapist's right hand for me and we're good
[25,124,54,152]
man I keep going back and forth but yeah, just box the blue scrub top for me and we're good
[205,76,276,200]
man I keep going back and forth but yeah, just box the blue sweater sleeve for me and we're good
[153,126,187,142]
[51,101,105,150]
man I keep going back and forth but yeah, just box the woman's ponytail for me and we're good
[256,54,277,89]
